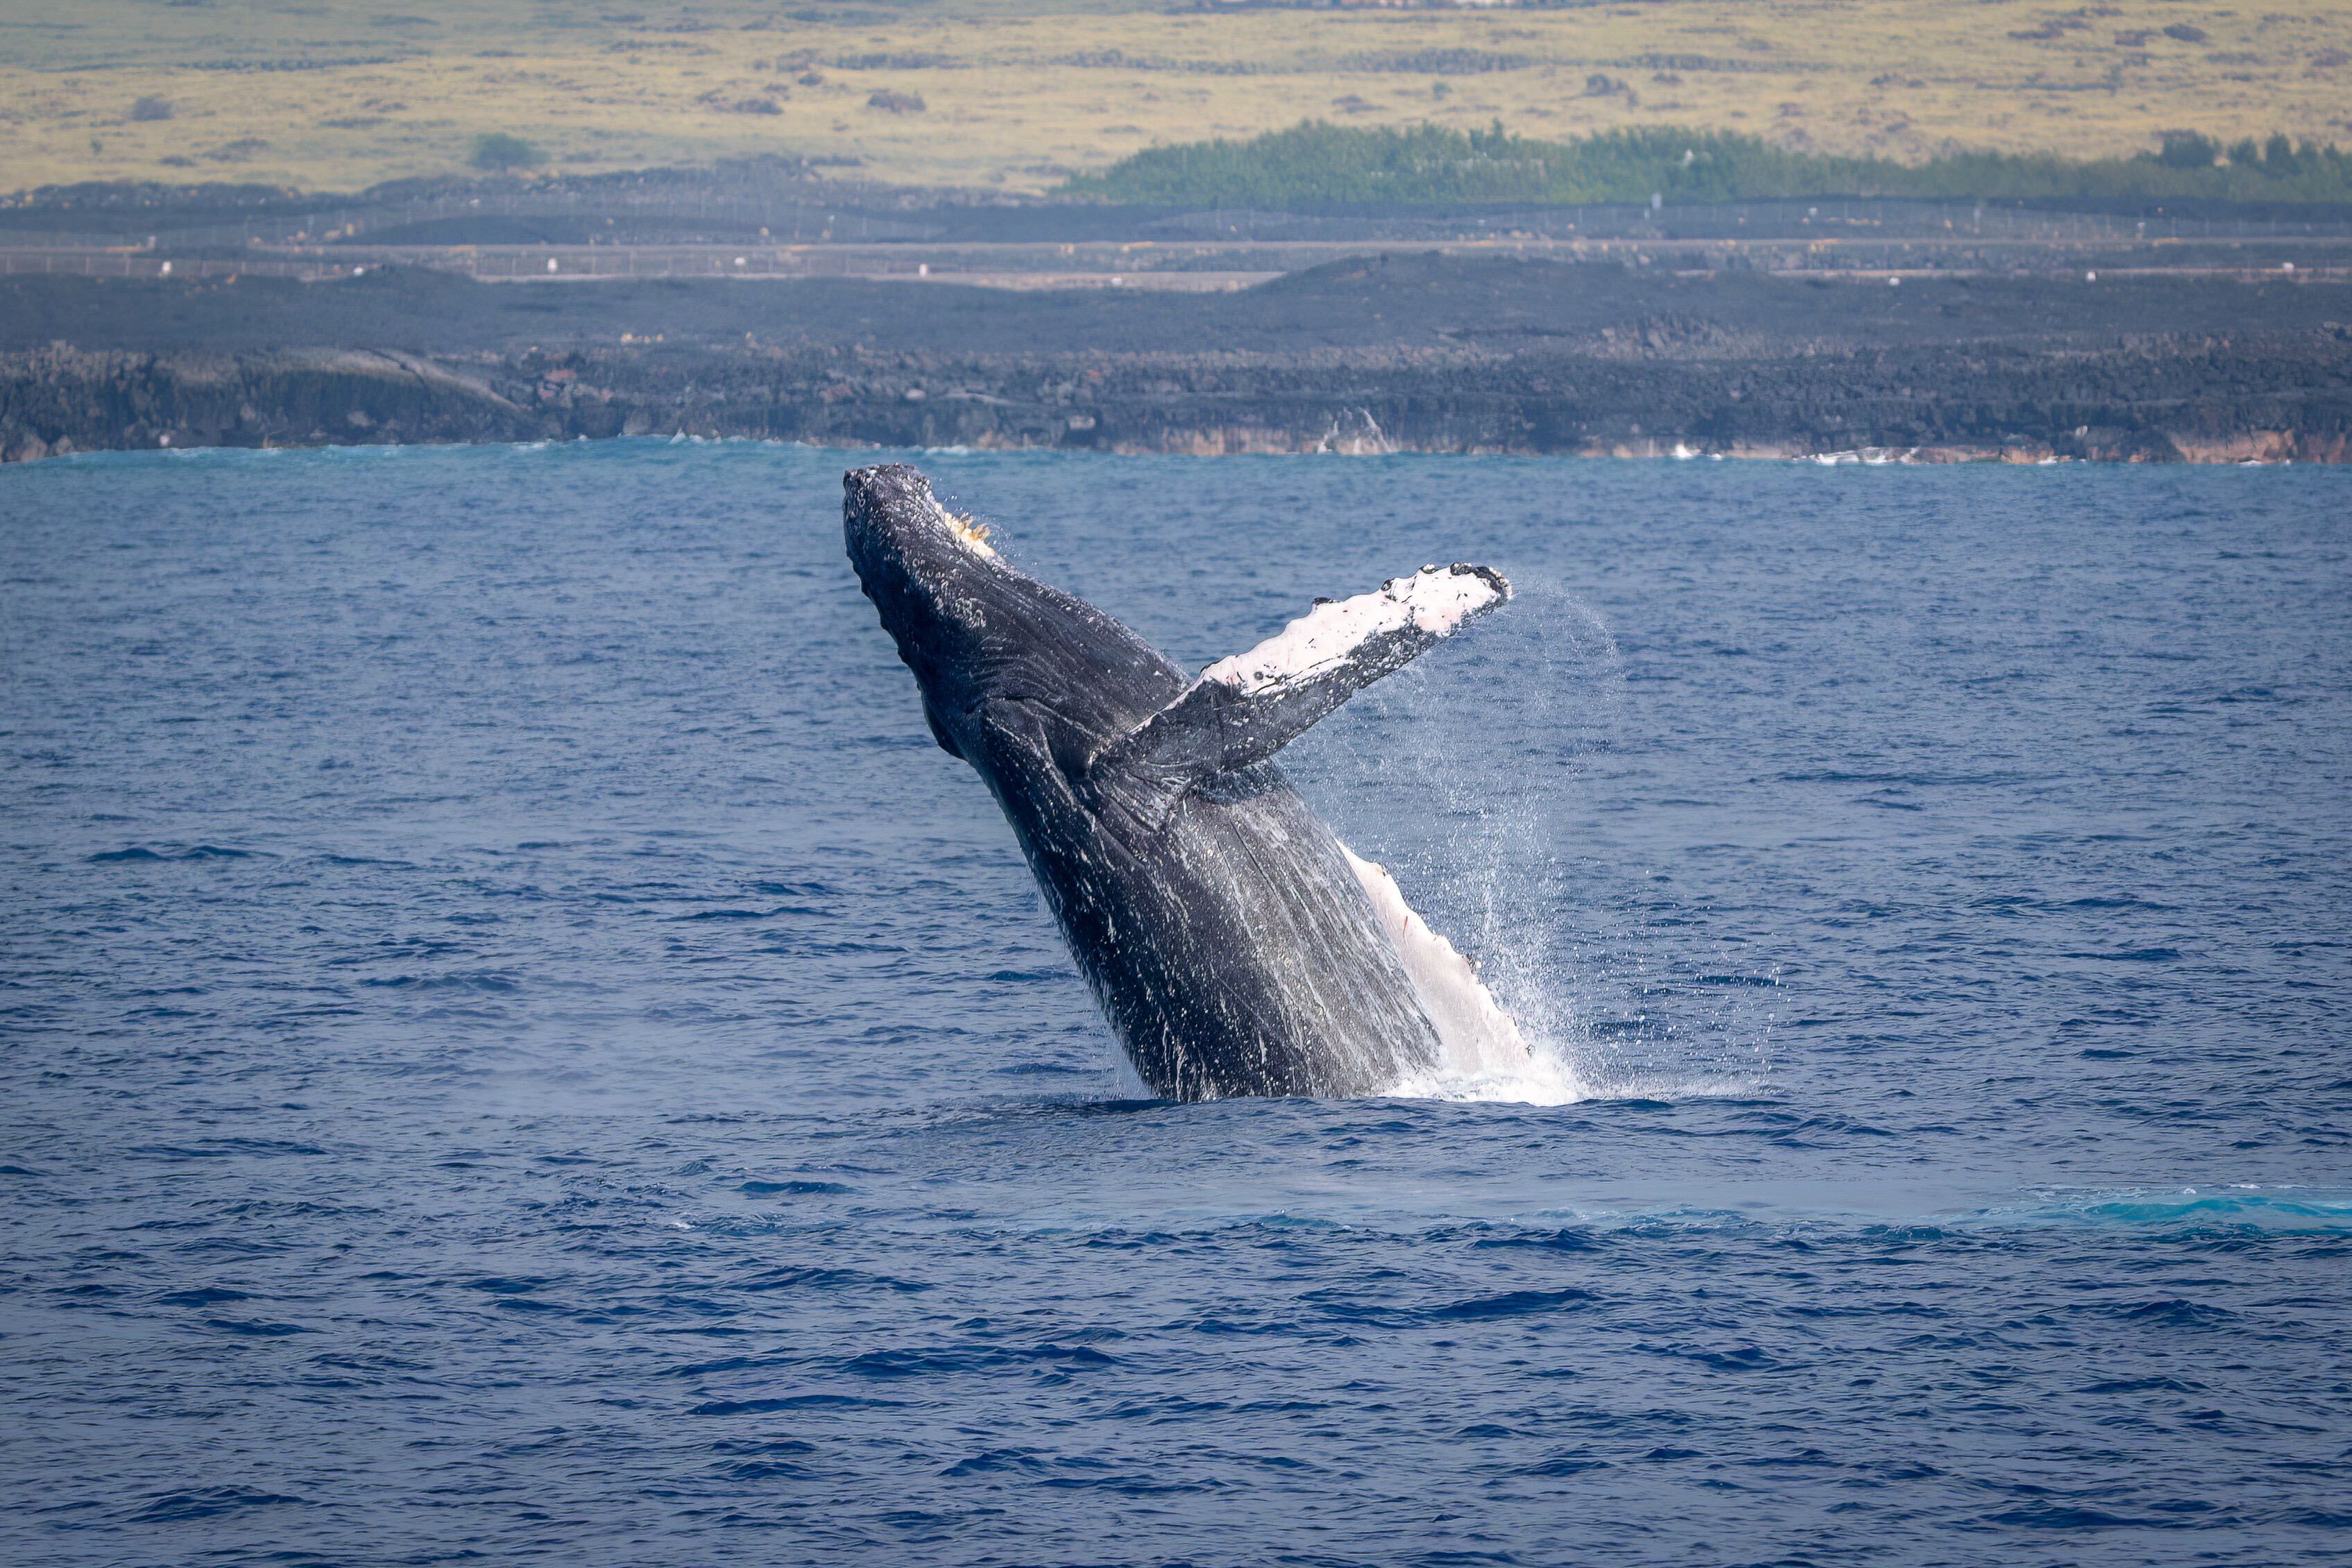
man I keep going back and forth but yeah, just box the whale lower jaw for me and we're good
[1338,844,1535,1082]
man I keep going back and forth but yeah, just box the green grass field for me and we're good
[5,0,2350,196]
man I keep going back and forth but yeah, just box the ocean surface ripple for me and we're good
[3,443,2348,1566]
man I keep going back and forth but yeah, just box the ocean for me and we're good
[3,441,2347,1565]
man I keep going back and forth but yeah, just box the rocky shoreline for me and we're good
[6,341,2343,467]
[4,259,2347,466]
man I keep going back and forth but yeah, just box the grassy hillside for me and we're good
[1066,123,2352,206]
[3,0,2350,196]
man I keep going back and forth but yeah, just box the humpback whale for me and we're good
[844,463,1533,1100]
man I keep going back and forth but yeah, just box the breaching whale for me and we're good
[844,463,1534,1100]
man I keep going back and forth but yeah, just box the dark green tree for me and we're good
[468,133,540,172]
[2158,130,2219,169]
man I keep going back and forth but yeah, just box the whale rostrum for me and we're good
[844,463,1533,1100]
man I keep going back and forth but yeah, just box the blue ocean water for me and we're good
[2,441,2349,1566]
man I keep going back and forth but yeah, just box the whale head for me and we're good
[843,464,1175,767]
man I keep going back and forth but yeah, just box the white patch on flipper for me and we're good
[1340,842,1533,1080]
[1204,565,1506,694]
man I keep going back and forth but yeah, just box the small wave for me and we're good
[722,1457,819,1481]
[688,1393,905,1416]
[2000,1186,2352,1232]
[87,844,264,863]
[131,1139,330,1159]
[204,1317,314,1337]
[156,1287,253,1307]
[723,1265,930,1297]
[1426,1286,1596,1320]
[1643,1340,1778,1372]
[358,971,519,992]
[941,1448,1052,1478]
[841,1343,1118,1378]
[1468,1227,1604,1254]
[2104,1298,2239,1326]
[1982,1503,2183,1531]
[128,1486,304,1523]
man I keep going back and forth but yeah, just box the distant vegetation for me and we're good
[17,0,2352,196]
[468,133,540,173]
[1064,122,2352,206]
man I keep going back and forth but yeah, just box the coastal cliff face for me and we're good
[4,261,2348,464]
[7,339,2347,465]
[0,348,547,463]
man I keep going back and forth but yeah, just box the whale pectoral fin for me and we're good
[1101,563,1510,788]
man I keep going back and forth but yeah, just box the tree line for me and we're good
[1061,122,2352,206]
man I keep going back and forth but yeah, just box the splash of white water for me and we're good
[1285,577,1712,1105]
[1337,842,1596,1105]
[1388,1048,1596,1107]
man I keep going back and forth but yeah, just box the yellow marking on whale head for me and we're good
[946,510,998,560]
